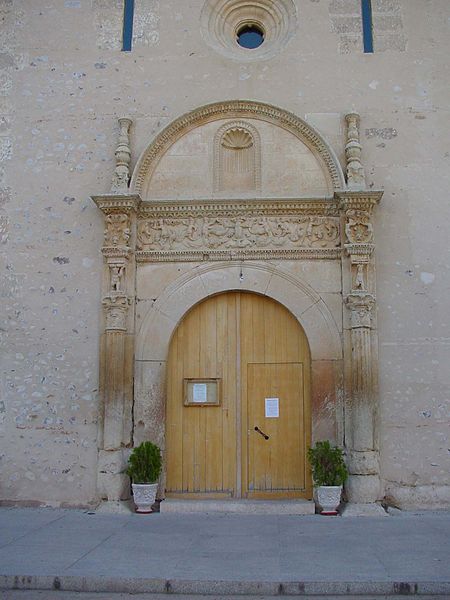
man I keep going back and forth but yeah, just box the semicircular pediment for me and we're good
[130,100,345,201]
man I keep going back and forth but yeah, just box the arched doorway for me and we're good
[166,291,312,500]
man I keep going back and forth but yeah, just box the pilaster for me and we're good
[92,118,141,501]
[338,183,383,503]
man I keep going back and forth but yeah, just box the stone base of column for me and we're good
[346,473,381,503]
[97,449,131,502]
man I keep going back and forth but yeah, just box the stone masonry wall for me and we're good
[1,0,449,507]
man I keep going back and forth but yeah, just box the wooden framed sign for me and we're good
[184,378,221,406]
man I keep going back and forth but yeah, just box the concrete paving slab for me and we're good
[3,594,450,600]
[0,508,449,597]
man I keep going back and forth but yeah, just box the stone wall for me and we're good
[1,0,449,508]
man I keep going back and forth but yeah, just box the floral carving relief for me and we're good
[104,213,131,247]
[137,215,340,252]
[345,209,373,244]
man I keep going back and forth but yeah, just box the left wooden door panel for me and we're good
[166,294,237,496]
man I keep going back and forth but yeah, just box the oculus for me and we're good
[200,0,297,61]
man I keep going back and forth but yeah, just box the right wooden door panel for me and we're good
[240,292,310,498]
[247,362,304,495]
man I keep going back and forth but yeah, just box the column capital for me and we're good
[102,293,130,331]
[345,292,376,328]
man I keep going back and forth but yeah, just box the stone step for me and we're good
[160,498,315,515]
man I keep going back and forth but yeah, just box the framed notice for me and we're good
[265,397,279,418]
[184,378,220,406]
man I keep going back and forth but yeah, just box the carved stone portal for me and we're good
[92,104,383,507]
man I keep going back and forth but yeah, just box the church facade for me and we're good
[1,0,449,510]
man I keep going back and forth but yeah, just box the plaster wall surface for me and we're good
[1,0,449,508]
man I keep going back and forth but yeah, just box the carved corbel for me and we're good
[111,117,132,193]
[345,113,366,191]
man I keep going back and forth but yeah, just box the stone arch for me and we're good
[130,100,346,195]
[136,261,342,362]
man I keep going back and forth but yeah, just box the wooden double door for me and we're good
[166,292,311,499]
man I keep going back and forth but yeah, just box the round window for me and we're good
[237,24,265,49]
[200,0,297,61]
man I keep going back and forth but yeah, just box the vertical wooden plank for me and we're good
[226,293,238,495]
[202,297,219,490]
[210,294,226,491]
[166,329,179,491]
[183,304,200,492]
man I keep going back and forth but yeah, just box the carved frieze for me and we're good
[134,198,342,262]
[137,215,340,252]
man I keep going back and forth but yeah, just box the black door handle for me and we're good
[254,426,269,440]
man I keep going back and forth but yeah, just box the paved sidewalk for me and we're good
[0,507,449,596]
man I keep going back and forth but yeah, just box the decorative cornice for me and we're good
[130,100,346,194]
[92,194,141,215]
[336,190,383,212]
[138,197,339,218]
[135,248,341,263]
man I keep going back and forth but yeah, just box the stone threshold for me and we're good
[160,498,315,515]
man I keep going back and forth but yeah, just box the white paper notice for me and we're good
[193,383,208,403]
[265,397,279,418]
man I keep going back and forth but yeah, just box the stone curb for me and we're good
[1,576,450,596]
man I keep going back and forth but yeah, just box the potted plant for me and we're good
[307,440,348,515]
[126,441,162,514]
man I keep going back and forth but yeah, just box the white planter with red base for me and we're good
[315,485,343,515]
[131,483,158,513]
